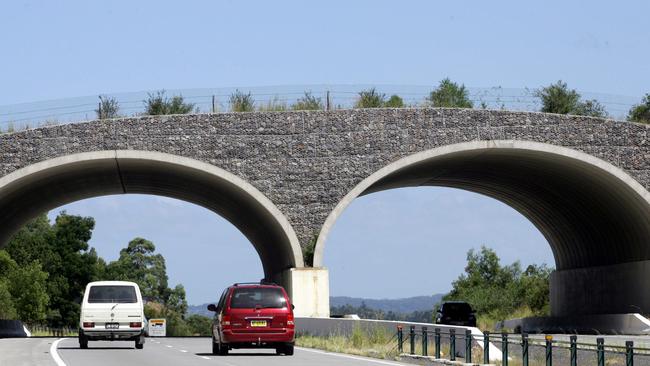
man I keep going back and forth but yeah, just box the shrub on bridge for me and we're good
[144,90,196,115]
[230,90,255,112]
[427,78,473,108]
[535,80,608,118]
[628,93,650,124]
[292,91,324,110]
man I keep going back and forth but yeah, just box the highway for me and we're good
[0,337,412,366]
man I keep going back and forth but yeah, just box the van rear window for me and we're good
[230,288,287,309]
[88,285,137,303]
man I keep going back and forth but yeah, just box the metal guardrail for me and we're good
[396,325,650,365]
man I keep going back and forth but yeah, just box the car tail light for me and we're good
[221,315,232,328]
[83,322,95,328]
[287,313,295,327]
[129,322,142,328]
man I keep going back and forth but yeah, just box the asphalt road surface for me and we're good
[0,337,412,366]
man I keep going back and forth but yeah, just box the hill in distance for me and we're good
[188,294,444,317]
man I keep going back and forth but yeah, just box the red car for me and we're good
[207,282,295,356]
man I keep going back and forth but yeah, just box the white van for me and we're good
[79,281,146,349]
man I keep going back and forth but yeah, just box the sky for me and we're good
[3,0,649,304]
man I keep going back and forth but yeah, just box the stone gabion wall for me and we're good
[1,108,649,252]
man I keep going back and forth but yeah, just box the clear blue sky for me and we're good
[3,0,648,304]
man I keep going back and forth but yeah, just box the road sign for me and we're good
[148,318,166,337]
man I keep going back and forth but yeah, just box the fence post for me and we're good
[502,332,509,366]
[626,341,634,366]
[422,327,428,356]
[465,329,472,363]
[212,95,216,113]
[397,326,403,354]
[409,326,415,355]
[522,333,529,366]
[597,337,605,366]
[435,328,441,359]
[545,335,553,366]
[570,335,577,366]
[450,329,456,361]
[326,90,331,111]
[483,331,490,364]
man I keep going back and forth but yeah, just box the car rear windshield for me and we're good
[229,287,287,309]
[443,302,472,315]
[88,285,138,303]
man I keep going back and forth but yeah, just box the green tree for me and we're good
[355,88,386,108]
[535,81,607,117]
[628,94,650,124]
[95,95,120,119]
[384,95,405,108]
[165,284,188,316]
[144,90,196,115]
[105,238,169,302]
[0,250,49,322]
[292,92,323,111]
[428,78,473,108]
[229,90,255,112]
[186,314,212,336]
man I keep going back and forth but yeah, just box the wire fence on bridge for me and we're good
[0,85,641,132]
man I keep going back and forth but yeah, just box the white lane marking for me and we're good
[50,338,68,366]
[180,349,188,353]
[166,345,173,348]
[297,347,408,365]
[200,356,211,360]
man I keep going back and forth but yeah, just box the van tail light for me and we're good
[83,322,95,328]
[287,313,295,327]
[221,315,232,329]
[129,322,142,328]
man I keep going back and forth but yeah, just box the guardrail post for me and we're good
[422,327,428,356]
[522,333,529,366]
[570,335,577,366]
[450,329,456,361]
[545,335,553,366]
[465,329,472,363]
[626,341,634,366]
[435,328,441,359]
[502,332,509,366]
[483,331,490,364]
[397,326,403,354]
[409,325,415,355]
[597,337,605,366]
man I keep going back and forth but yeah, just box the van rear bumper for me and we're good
[80,328,144,341]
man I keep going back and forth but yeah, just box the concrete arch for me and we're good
[314,140,650,315]
[0,150,304,278]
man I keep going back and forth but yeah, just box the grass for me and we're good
[296,325,400,360]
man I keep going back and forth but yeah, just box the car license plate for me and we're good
[105,323,119,329]
[250,320,267,327]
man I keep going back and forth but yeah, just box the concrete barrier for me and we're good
[0,320,28,338]
[497,313,650,335]
[296,317,502,362]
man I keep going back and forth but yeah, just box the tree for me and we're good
[95,95,120,119]
[165,284,188,316]
[292,92,323,111]
[535,81,607,117]
[0,250,49,322]
[105,238,169,302]
[229,90,255,112]
[428,78,473,108]
[444,246,551,321]
[628,94,650,124]
[186,314,212,336]
[144,90,196,115]
[355,88,386,108]
[384,95,405,108]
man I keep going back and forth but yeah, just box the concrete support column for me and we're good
[282,267,330,318]
[550,260,650,316]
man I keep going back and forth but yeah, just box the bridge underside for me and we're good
[0,151,303,281]
[323,141,650,316]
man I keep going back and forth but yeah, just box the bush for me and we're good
[144,90,196,115]
[355,88,386,108]
[95,95,120,119]
[628,94,650,124]
[535,80,607,117]
[292,92,323,111]
[229,90,255,112]
[428,78,473,108]
[384,95,405,108]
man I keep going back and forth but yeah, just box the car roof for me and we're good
[87,281,139,287]
[230,284,283,289]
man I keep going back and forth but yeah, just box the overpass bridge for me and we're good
[1,108,649,319]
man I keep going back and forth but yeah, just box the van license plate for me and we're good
[105,323,119,329]
[250,320,267,327]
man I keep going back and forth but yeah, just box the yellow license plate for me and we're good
[250,320,267,327]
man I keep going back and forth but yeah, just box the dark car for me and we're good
[207,282,295,356]
[435,301,476,327]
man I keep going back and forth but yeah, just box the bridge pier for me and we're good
[551,260,650,316]
[280,267,330,318]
